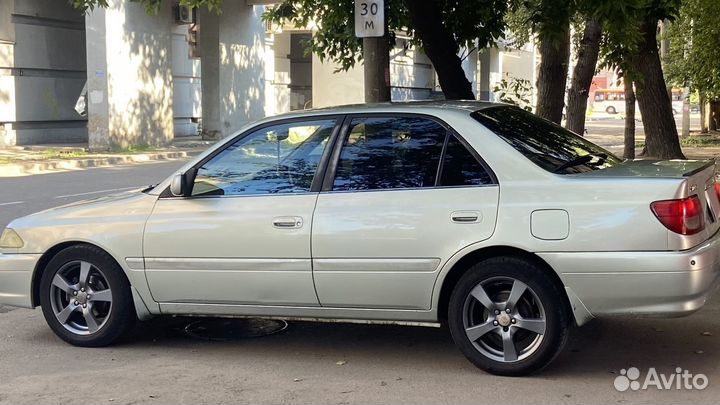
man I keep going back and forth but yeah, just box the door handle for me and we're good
[451,211,481,223]
[272,216,303,229]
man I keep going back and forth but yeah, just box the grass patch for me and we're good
[116,145,157,154]
[680,135,720,147]
[39,149,89,159]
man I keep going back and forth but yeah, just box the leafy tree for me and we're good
[665,0,720,132]
[598,0,684,159]
[265,0,508,100]
[517,0,573,125]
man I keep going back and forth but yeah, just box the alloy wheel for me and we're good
[49,260,113,335]
[462,276,546,363]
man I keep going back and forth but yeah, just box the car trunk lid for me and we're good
[578,159,720,248]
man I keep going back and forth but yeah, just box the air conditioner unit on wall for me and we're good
[174,4,196,24]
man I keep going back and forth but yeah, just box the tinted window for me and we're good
[332,117,446,191]
[472,106,621,174]
[440,135,493,186]
[192,119,336,196]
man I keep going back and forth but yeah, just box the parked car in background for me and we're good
[1,101,719,376]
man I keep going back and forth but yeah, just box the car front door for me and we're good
[311,114,500,310]
[143,116,340,306]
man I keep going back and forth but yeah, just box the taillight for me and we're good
[651,195,705,235]
[714,181,720,202]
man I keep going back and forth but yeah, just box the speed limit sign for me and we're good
[355,0,384,37]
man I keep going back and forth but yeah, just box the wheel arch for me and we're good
[30,241,153,320]
[435,245,575,325]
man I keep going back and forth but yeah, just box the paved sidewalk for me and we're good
[0,138,214,177]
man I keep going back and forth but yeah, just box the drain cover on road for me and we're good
[184,318,288,341]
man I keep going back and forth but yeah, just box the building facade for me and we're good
[0,0,537,150]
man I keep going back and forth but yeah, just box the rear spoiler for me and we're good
[684,159,716,177]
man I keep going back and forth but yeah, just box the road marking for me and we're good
[0,201,24,207]
[54,186,139,199]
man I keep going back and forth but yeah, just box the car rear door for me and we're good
[143,116,341,306]
[311,113,500,310]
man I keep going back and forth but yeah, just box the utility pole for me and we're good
[355,1,390,103]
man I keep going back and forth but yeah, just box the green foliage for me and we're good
[263,0,507,71]
[665,0,720,101]
[493,77,534,111]
[597,0,681,80]
[70,0,223,14]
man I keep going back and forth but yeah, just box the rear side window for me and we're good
[472,106,621,174]
[440,135,493,186]
[332,116,446,191]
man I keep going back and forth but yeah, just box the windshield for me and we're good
[472,106,622,174]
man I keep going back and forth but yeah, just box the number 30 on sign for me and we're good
[354,0,384,38]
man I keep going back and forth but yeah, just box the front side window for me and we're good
[192,119,336,196]
[472,106,621,174]
[332,116,447,191]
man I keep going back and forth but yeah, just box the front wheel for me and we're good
[606,106,617,114]
[39,245,135,347]
[448,257,570,376]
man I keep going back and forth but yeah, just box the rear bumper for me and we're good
[539,232,720,321]
[0,253,41,308]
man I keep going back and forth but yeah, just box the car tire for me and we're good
[39,244,135,347]
[606,106,616,114]
[448,256,570,376]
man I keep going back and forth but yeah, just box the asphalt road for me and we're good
[1,155,719,404]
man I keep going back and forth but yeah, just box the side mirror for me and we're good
[170,174,185,197]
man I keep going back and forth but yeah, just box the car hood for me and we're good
[9,188,157,229]
[576,159,715,178]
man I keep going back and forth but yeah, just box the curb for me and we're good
[0,150,203,177]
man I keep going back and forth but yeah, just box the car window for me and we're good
[332,116,446,191]
[192,119,336,196]
[439,135,493,186]
[472,106,621,174]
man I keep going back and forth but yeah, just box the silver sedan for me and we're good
[1,101,718,376]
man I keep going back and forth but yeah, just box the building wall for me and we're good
[218,3,266,135]
[200,3,266,139]
[86,0,175,150]
[0,0,87,146]
[312,39,438,108]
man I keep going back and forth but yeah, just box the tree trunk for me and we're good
[630,21,685,159]
[711,101,720,131]
[565,18,602,135]
[700,93,708,134]
[363,37,391,103]
[403,0,474,100]
[624,78,636,159]
[535,25,571,124]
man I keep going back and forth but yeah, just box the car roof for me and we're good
[269,100,506,120]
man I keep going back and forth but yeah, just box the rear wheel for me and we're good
[448,257,569,376]
[606,106,617,114]
[39,245,135,347]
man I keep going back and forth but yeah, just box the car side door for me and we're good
[311,114,500,310]
[143,116,341,306]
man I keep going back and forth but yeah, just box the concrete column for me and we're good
[199,4,266,140]
[85,0,175,151]
[85,8,110,150]
[478,47,501,102]
[198,8,221,139]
